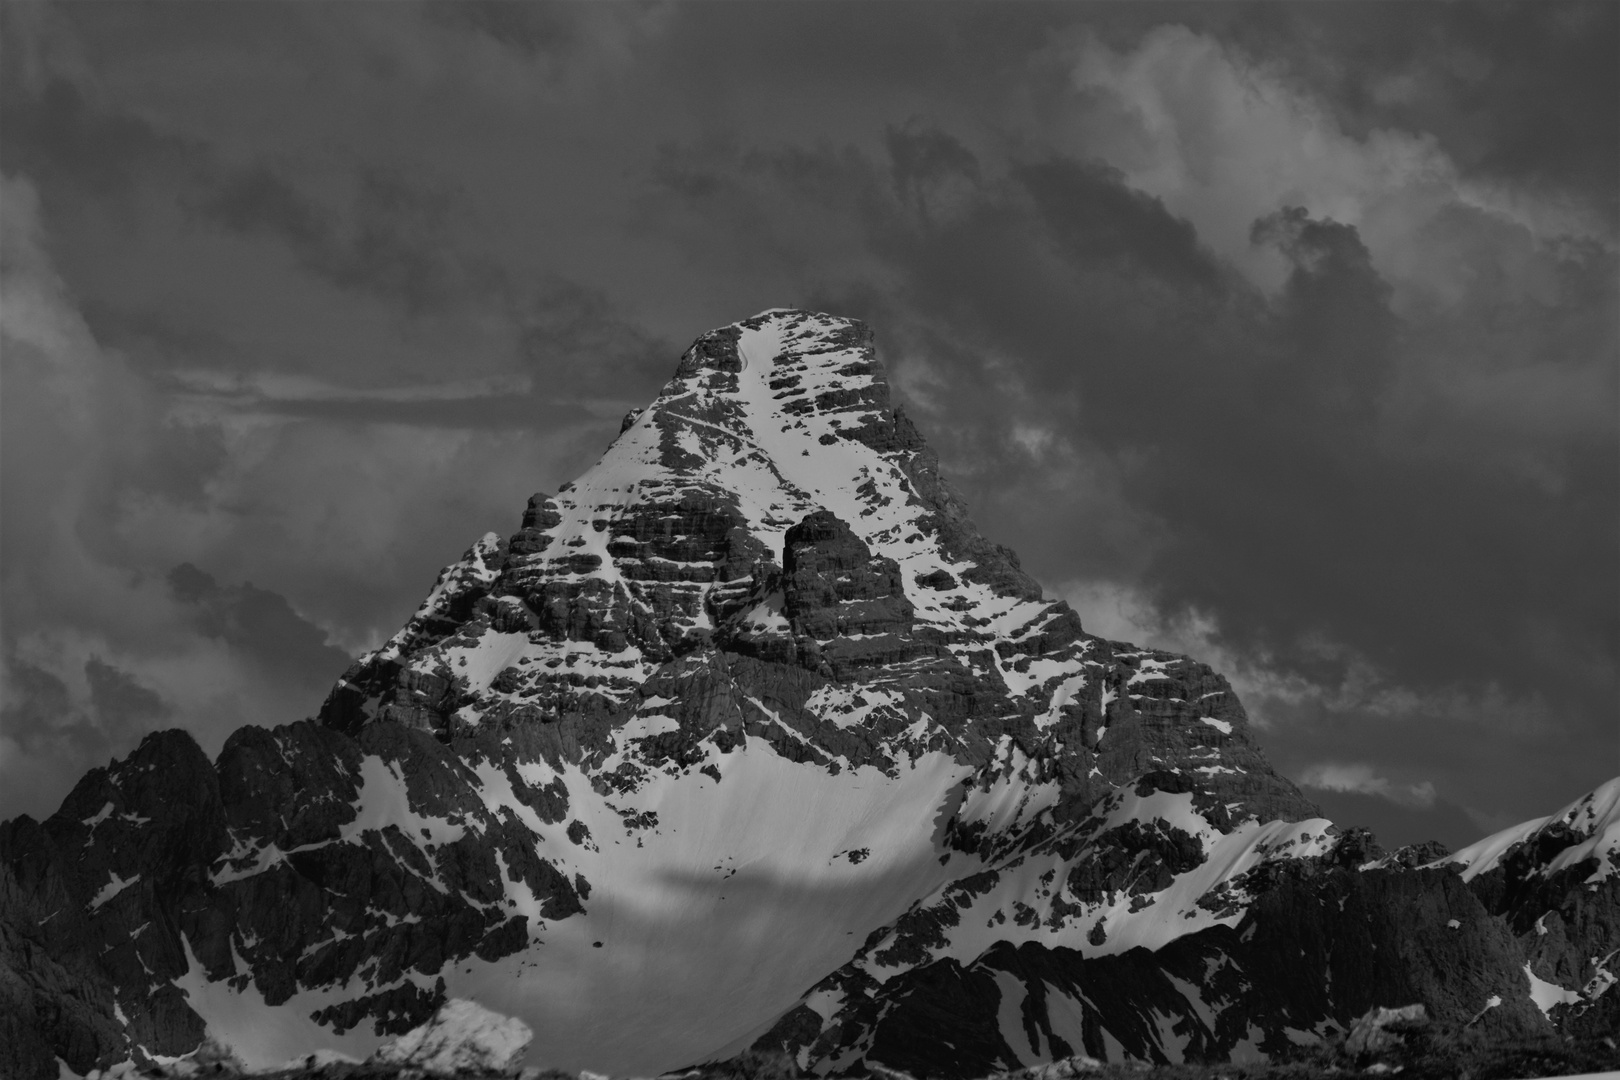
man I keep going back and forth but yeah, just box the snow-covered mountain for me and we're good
[2,311,1615,1078]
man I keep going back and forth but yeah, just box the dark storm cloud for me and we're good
[0,36,518,399]
[168,563,353,702]
[2,0,1611,842]
[1047,2,1618,233]
[517,279,678,397]
[194,162,512,316]
[886,120,981,218]
[0,77,198,200]
[1258,689,1595,843]
[2,663,74,747]
[84,655,171,732]
[1248,207,1395,417]
[640,120,1613,832]
[0,658,171,823]
[1018,158,1224,289]
[2,65,512,322]
[1304,788,1482,853]
[330,168,508,315]
[226,393,611,432]
[78,301,245,377]
[200,164,331,254]
[173,273,677,429]
[424,0,578,60]
[128,420,229,508]
[1226,2,1619,229]
[867,140,1607,706]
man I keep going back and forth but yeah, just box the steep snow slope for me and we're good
[439,743,971,1064]
[1432,777,1620,1043]
[1444,777,1620,885]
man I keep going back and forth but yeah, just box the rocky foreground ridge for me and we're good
[2,311,1616,1079]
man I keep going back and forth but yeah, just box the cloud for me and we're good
[1207,3,1620,233]
[167,564,352,698]
[84,655,171,727]
[1,3,1610,845]
[1058,574,1583,835]
[632,124,1610,820]
[885,119,981,224]
[1050,21,1613,306]
[1,171,409,821]
[1059,579,1557,736]
[358,2,669,102]
[167,368,535,406]
[0,74,200,201]
[192,161,512,316]
[515,277,679,400]
[1298,762,1436,809]
[424,1,579,61]
[0,658,166,825]
[1303,787,1484,853]
[1017,156,1224,288]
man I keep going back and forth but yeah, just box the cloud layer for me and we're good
[1,2,1613,847]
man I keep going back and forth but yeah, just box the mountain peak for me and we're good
[581,309,926,561]
[316,314,1321,836]
[11,311,1612,1079]
[321,310,1072,748]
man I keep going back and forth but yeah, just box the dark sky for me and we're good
[2,1,1615,850]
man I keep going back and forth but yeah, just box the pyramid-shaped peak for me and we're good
[655,309,902,451]
[579,308,928,556]
[322,309,1069,735]
[672,308,875,379]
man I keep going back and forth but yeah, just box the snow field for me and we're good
[1523,963,1582,1017]
[374,998,532,1074]
[855,790,1336,984]
[439,736,977,1073]
[172,934,390,1068]
[1444,776,1620,884]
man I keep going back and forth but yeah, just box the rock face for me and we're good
[1,310,1615,1079]
[1443,778,1620,1039]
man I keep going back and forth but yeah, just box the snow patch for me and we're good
[806,684,905,730]
[439,737,974,1072]
[1523,964,1581,1017]
[90,871,138,910]
[1126,657,1173,686]
[373,998,532,1075]
[343,755,467,847]
[992,969,1039,1064]
[171,935,385,1068]
[1442,778,1620,883]
[1037,673,1089,730]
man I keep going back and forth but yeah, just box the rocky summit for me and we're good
[1,311,1616,1079]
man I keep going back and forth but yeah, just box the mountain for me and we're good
[2,310,1615,1079]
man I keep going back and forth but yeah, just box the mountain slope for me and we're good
[1,311,1613,1079]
